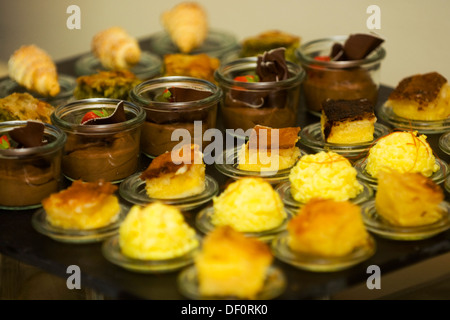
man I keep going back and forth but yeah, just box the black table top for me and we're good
[1,47,449,300]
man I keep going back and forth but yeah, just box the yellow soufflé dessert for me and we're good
[375,170,445,227]
[289,151,363,203]
[287,199,370,257]
[212,177,286,233]
[119,202,199,260]
[195,225,273,299]
[365,131,439,178]
[42,180,120,230]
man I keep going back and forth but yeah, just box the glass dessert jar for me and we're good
[51,98,145,183]
[296,35,386,116]
[214,57,305,133]
[130,76,222,158]
[0,121,66,209]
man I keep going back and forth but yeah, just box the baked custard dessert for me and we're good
[195,225,273,299]
[162,53,220,83]
[161,2,208,53]
[8,44,60,97]
[365,131,439,178]
[321,98,377,144]
[237,125,301,172]
[92,26,141,70]
[212,177,286,232]
[385,72,450,121]
[73,70,142,100]
[289,151,363,203]
[119,202,199,260]
[375,170,445,227]
[0,92,53,123]
[42,180,120,230]
[287,199,370,257]
[140,144,205,199]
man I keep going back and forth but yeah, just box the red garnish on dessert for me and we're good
[314,56,331,62]
[234,75,260,83]
[81,109,108,124]
[0,135,10,149]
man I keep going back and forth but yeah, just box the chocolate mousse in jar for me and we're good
[130,76,222,157]
[51,98,145,183]
[0,121,66,209]
[297,34,386,116]
[214,47,305,137]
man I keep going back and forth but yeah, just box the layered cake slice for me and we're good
[385,72,450,120]
[320,98,376,144]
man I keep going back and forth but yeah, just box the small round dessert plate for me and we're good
[119,172,219,211]
[378,103,450,134]
[0,202,43,211]
[195,206,292,242]
[439,131,450,156]
[214,147,306,185]
[74,51,162,80]
[147,29,239,60]
[102,234,201,273]
[31,204,129,244]
[360,200,450,241]
[177,265,286,300]
[271,231,376,272]
[353,157,448,189]
[0,74,76,107]
[274,180,374,211]
[299,122,391,160]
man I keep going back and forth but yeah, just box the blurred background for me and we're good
[0,0,449,87]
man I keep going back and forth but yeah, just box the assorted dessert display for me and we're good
[162,53,220,83]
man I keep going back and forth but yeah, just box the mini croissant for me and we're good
[8,45,60,97]
[91,26,141,70]
[161,2,208,53]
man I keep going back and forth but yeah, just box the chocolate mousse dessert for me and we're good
[0,121,64,208]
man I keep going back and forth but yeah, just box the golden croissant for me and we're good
[161,2,208,53]
[8,45,60,97]
[92,26,141,70]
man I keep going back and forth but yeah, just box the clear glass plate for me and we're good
[147,29,239,60]
[271,231,376,272]
[299,122,391,161]
[377,103,450,134]
[274,180,374,211]
[102,234,201,273]
[74,51,162,80]
[195,206,292,242]
[439,131,450,156]
[214,147,306,185]
[31,203,129,243]
[177,265,286,300]
[354,157,448,189]
[119,172,219,211]
[360,200,450,241]
[446,175,450,194]
[0,74,76,107]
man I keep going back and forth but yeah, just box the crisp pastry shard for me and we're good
[195,225,273,299]
[91,26,141,70]
[140,144,205,199]
[385,72,450,121]
[237,125,301,172]
[163,53,220,83]
[161,2,208,53]
[375,170,445,227]
[8,45,60,97]
[0,92,53,123]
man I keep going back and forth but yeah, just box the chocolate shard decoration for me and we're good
[331,33,384,61]
[83,100,127,125]
[256,47,289,82]
[9,121,45,148]
[168,87,213,102]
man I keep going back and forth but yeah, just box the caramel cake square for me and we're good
[237,125,301,171]
[320,99,376,144]
[140,144,205,199]
[385,72,450,121]
[163,53,220,83]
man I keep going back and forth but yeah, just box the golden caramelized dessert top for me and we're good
[247,125,300,150]
[163,53,220,83]
[0,92,54,123]
[388,72,447,107]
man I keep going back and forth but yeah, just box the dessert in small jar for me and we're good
[297,34,385,116]
[51,98,145,183]
[214,47,304,133]
[0,121,66,209]
[130,76,221,157]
